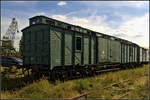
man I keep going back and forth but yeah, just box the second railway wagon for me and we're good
[21,15,148,77]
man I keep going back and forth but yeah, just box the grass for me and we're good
[1,64,149,99]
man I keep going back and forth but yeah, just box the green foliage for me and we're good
[0,47,22,57]
[15,79,53,98]
[73,79,90,93]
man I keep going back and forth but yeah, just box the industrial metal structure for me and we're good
[21,15,149,80]
[1,18,21,56]
[2,18,19,49]
[3,18,19,41]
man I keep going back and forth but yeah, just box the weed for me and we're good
[1,64,149,99]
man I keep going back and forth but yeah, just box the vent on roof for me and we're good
[97,34,102,37]
[71,26,75,31]
[83,30,87,33]
[46,19,55,25]
[110,37,115,40]
[67,25,71,30]
[62,23,68,29]
[75,27,80,32]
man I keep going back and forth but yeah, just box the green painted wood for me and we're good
[107,39,110,62]
[75,52,81,65]
[22,25,50,67]
[125,44,127,63]
[64,32,73,65]
[127,45,129,63]
[129,45,132,62]
[121,43,125,63]
[61,31,65,66]
[123,44,125,63]
[84,36,89,64]
[74,33,82,65]
[132,46,134,62]
[72,33,75,65]
[91,37,95,64]
[135,47,137,62]
[50,27,62,68]
[121,43,123,63]
[81,34,84,65]
[110,39,121,63]
[98,37,108,62]
[134,47,136,62]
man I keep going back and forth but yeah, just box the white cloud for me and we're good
[57,1,67,6]
[81,1,148,9]
[50,14,110,34]
[113,13,149,48]
[1,11,148,50]
[50,13,149,48]
[34,12,46,16]
[111,1,148,8]
[8,1,39,3]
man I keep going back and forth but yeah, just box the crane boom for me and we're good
[3,18,19,40]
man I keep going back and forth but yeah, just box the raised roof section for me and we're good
[29,15,138,45]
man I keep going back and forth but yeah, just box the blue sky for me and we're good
[1,1,149,48]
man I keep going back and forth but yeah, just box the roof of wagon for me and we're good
[24,15,139,46]
[21,24,50,32]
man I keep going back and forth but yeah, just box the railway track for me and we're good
[70,74,148,99]
[65,66,137,81]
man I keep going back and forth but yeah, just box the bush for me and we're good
[73,79,90,93]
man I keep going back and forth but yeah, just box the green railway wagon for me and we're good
[120,41,138,67]
[140,48,143,62]
[140,48,145,63]
[146,49,149,62]
[97,35,121,63]
[133,45,138,63]
[121,42,125,63]
[142,48,147,62]
[21,15,147,76]
[109,37,121,63]
[121,41,128,63]
[22,25,50,67]
[22,16,97,70]
[129,44,134,62]
[98,36,109,63]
